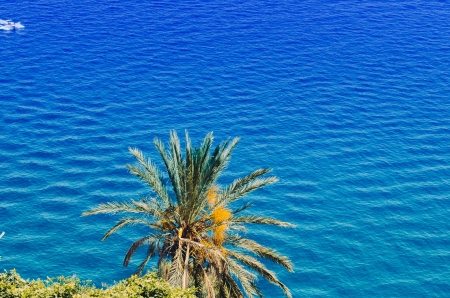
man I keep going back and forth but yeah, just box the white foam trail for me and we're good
[0,25,13,31]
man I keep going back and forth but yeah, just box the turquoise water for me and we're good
[1,0,450,296]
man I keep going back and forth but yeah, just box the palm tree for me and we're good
[83,131,294,298]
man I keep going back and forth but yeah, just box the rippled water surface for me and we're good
[1,0,450,296]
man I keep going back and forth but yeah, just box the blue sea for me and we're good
[1,0,450,296]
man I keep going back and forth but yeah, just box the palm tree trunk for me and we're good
[182,244,190,289]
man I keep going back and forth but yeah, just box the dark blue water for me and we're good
[2,0,450,296]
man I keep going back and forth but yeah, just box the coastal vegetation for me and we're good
[83,131,294,298]
[0,270,194,297]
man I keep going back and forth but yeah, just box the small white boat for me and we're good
[14,22,24,29]
[0,19,24,30]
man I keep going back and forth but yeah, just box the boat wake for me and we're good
[0,19,24,30]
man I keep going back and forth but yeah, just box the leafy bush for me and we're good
[0,270,195,298]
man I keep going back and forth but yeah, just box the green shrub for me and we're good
[0,270,195,298]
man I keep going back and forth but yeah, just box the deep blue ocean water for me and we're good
[1,0,450,296]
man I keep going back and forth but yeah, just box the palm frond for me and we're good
[131,198,164,219]
[220,168,272,201]
[127,147,171,207]
[228,251,292,298]
[220,176,279,206]
[168,242,184,287]
[178,237,225,266]
[185,137,239,224]
[101,218,160,241]
[169,130,186,206]
[154,134,185,208]
[226,236,293,272]
[188,132,214,212]
[185,133,220,223]
[82,200,153,216]
[198,133,216,184]
[225,257,258,298]
[220,273,243,298]
[250,281,264,298]
[232,202,253,215]
[231,215,295,228]
[134,242,157,276]
[123,235,158,268]
[184,130,196,217]
[200,265,216,298]
[203,138,240,188]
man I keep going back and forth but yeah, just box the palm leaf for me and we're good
[169,131,186,207]
[228,251,292,298]
[225,257,258,298]
[123,235,158,268]
[127,147,171,207]
[220,176,279,206]
[200,265,216,298]
[82,200,151,216]
[220,273,243,298]
[231,215,295,228]
[232,202,253,215]
[101,218,160,241]
[154,136,183,206]
[220,168,273,201]
[168,241,184,287]
[134,242,157,276]
[178,237,225,266]
[226,236,293,272]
